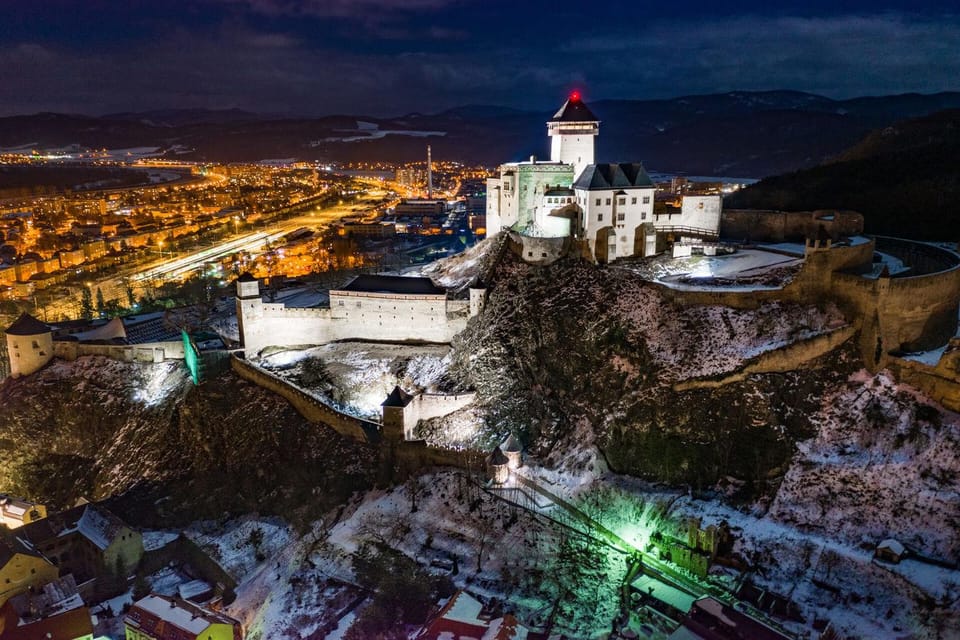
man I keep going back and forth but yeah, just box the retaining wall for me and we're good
[230,355,379,444]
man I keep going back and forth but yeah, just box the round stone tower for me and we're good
[5,313,53,378]
[487,446,510,485]
[501,433,522,470]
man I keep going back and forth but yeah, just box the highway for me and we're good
[38,186,390,321]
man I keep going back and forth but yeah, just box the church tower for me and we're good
[547,91,599,180]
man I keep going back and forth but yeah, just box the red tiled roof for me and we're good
[1,605,94,640]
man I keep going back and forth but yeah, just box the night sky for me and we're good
[1,0,958,117]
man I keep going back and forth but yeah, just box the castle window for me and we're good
[597,214,603,222]
[643,196,651,204]
[618,197,625,206]
[31,340,39,349]
[595,198,601,206]
[605,198,611,205]
[356,302,361,308]
[338,301,344,306]
[641,213,647,220]
[631,197,637,205]
[617,213,625,221]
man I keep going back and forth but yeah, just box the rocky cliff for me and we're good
[0,356,374,526]
[451,255,858,492]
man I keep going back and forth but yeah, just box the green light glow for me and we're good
[182,330,201,385]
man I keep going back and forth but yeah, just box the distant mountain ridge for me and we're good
[725,108,960,239]
[2,90,960,177]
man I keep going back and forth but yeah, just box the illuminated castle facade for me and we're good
[486,93,721,263]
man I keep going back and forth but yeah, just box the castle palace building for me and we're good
[486,92,660,262]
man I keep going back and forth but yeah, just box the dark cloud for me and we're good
[0,5,957,116]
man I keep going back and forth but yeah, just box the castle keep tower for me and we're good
[548,91,600,180]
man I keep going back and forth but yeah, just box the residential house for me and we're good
[0,530,58,608]
[0,575,94,640]
[418,589,542,640]
[16,503,143,595]
[124,593,243,640]
[0,495,46,529]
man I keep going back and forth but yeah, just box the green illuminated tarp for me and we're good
[182,329,201,385]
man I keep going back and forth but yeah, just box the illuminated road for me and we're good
[48,190,386,318]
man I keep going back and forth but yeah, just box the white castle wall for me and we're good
[53,340,185,364]
[679,195,722,232]
[392,391,478,440]
[239,287,471,357]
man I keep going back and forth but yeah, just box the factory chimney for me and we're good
[427,145,433,199]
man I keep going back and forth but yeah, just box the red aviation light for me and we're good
[570,90,581,101]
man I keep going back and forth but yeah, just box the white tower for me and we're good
[5,313,53,378]
[235,272,262,353]
[547,91,600,180]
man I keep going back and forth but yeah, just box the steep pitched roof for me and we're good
[5,313,51,336]
[501,434,522,453]
[573,163,654,191]
[16,503,130,550]
[0,528,44,568]
[550,95,599,123]
[382,385,414,407]
[340,274,446,296]
[125,594,241,637]
[0,603,93,640]
[489,446,509,466]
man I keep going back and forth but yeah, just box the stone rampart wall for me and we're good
[721,209,864,242]
[888,355,960,413]
[231,355,378,444]
[674,326,857,391]
[53,340,185,363]
[397,392,477,438]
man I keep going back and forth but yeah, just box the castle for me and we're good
[236,272,483,357]
[485,92,722,263]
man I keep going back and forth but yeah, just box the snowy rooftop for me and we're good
[127,594,238,634]
[631,574,697,613]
